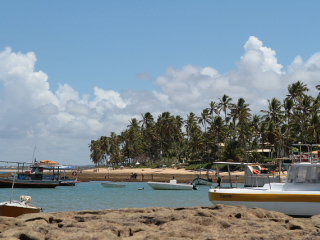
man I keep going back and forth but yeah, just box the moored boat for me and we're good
[243,164,285,187]
[0,175,42,217]
[0,177,60,188]
[148,180,197,190]
[0,161,61,188]
[193,177,213,186]
[209,163,320,216]
[60,179,81,186]
[193,158,214,186]
[212,162,285,188]
[0,196,41,217]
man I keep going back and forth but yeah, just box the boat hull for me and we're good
[147,182,193,190]
[208,188,320,216]
[0,177,60,188]
[59,180,81,186]
[59,182,75,186]
[193,177,213,186]
[0,204,40,217]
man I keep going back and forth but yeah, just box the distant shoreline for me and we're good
[77,168,245,183]
[0,167,245,183]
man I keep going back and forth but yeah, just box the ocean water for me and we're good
[0,182,220,213]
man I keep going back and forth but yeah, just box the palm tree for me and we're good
[211,116,224,160]
[309,112,320,144]
[126,118,142,161]
[265,122,279,158]
[260,97,284,126]
[108,132,123,166]
[140,112,154,129]
[185,112,201,161]
[283,98,294,155]
[295,95,313,143]
[88,140,103,166]
[259,122,267,162]
[230,98,251,163]
[218,94,232,121]
[315,82,320,98]
[156,112,180,163]
[207,101,219,120]
[286,81,309,104]
[185,112,198,139]
[251,115,261,152]
[99,136,109,165]
[139,112,155,161]
[188,130,204,159]
[198,109,210,157]
[174,115,184,163]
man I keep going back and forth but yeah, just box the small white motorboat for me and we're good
[209,163,320,216]
[148,180,197,190]
[101,183,126,188]
[0,195,41,217]
[0,174,42,217]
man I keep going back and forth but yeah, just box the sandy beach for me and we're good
[77,167,245,183]
[83,167,244,176]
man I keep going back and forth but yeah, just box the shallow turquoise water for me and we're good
[0,182,219,213]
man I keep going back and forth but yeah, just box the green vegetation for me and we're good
[89,81,320,167]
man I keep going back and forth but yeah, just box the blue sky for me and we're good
[0,1,320,165]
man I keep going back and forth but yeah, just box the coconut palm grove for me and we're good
[89,81,320,167]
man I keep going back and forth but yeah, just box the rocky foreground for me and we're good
[1,205,320,240]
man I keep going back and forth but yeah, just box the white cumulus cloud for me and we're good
[1,37,320,165]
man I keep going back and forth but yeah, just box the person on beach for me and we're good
[151,174,153,180]
[172,175,174,179]
[217,177,222,187]
[142,173,144,180]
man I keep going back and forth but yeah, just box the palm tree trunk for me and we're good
[241,123,249,164]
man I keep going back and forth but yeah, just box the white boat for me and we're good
[243,164,286,187]
[147,180,197,190]
[0,195,41,217]
[0,175,41,217]
[101,183,126,188]
[209,163,320,216]
[212,161,285,188]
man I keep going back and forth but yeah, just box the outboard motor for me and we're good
[192,184,198,190]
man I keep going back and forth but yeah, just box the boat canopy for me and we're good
[53,165,75,170]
